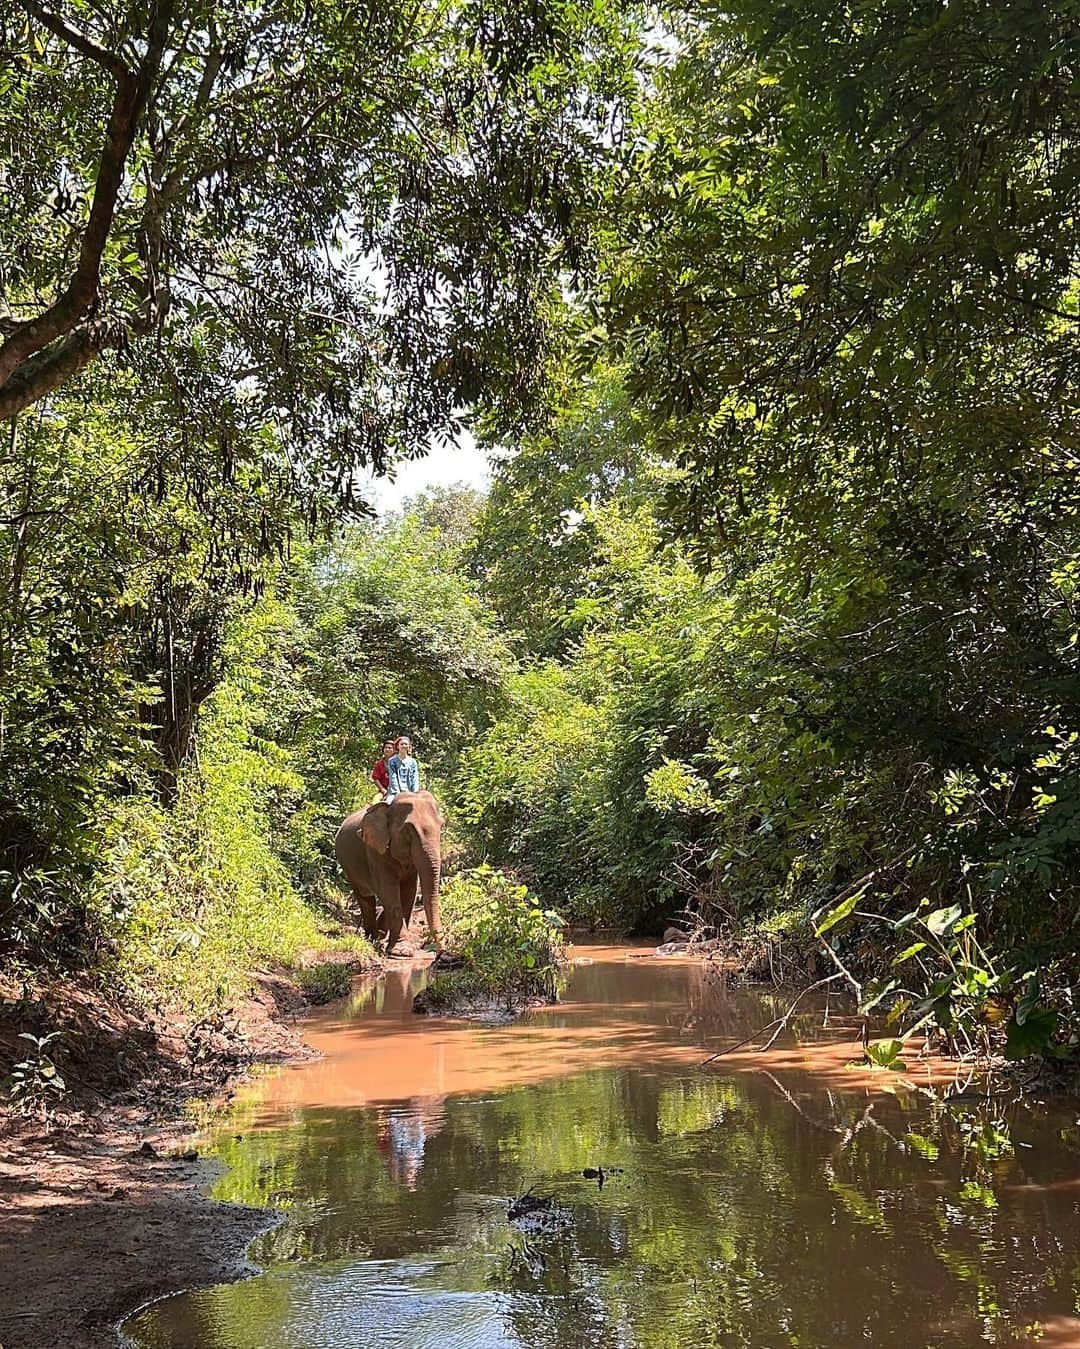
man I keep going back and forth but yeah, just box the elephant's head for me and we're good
[361,790,444,948]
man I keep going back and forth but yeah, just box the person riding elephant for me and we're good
[334,789,443,956]
[386,734,420,802]
[371,738,396,799]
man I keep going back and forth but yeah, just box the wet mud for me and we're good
[0,969,321,1349]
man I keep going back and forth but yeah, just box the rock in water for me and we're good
[430,950,466,972]
[508,1190,552,1220]
[656,940,689,955]
[507,1192,573,1238]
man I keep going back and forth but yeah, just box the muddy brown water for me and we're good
[122,945,1080,1349]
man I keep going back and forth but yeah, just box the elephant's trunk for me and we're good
[416,841,443,951]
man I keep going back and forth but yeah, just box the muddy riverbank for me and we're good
[0,960,363,1349]
[0,1138,279,1349]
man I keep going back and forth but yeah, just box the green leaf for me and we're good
[1015,970,1041,1026]
[892,941,927,966]
[864,1038,906,1070]
[815,884,865,936]
[923,905,962,938]
[1004,1007,1058,1060]
[893,907,924,931]
[858,978,898,1014]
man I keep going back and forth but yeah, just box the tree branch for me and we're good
[700,974,845,1066]
[0,328,104,421]
[0,1,176,413]
[16,0,128,79]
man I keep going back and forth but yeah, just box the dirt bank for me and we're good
[0,1140,278,1349]
[0,957,370,1349]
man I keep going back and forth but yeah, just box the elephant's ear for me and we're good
[361,804,391,854]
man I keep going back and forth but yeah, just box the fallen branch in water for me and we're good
[699,1019,783,1066]
[816,940,862,999]
[700,974,847,1066]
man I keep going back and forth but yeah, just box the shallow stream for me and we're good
[123,946,1080,1348]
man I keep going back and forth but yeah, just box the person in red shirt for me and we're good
[372,739,396,798]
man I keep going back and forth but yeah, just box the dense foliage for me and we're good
[4,0,1080,1066]
[459,367,1080,1055]
[458,0,1080,1059]
[1,0,633,1013]
[1,484,508,1006]
[0,0,635,442]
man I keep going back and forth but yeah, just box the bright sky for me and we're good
[361,428,491,513]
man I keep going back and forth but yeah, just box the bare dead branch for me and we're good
[700,973,846,1066]
[758,974,847,1051]
[817,940,862,999]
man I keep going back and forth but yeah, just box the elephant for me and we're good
[334,791,444,955]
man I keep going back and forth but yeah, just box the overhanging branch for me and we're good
[0,329,104,421]
[16,0,129,80]
[0,0,176,416]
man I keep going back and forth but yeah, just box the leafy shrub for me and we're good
[457,472,1080,1059]
[820,896,1069,1063]
[3,1031,68,1117]
[424,867,566,1010]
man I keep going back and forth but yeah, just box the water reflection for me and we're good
[124,948,1080,1349]
[376,1098,447,1191]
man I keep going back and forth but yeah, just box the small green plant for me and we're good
[427,866,566,1010]
[862,1038,906,1071]
[6,1032,67,1117]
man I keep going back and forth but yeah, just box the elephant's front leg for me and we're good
[352,887,379,943]
[374,862,408,955]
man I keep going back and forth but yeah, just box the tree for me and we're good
[470,365,659,655]
[1,0,638,500]
[565,0,1080,1037]
[601,1,1080,545]
[0,0,641,962]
